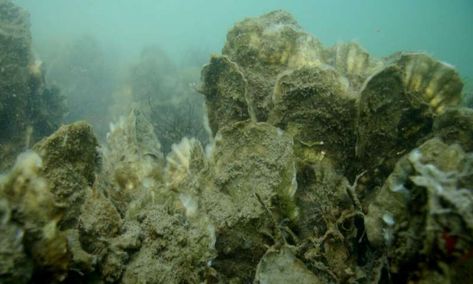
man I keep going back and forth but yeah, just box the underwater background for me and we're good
[15,0,473,78]
[1,0,473,283]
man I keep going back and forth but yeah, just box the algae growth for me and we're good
[1,2,473,284]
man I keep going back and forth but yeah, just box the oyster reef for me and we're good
[1,2,473,283]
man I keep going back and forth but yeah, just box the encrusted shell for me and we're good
[165,137,205,191]
[223,10,325,69]
[199,55,251,135]
[324,42,384,92]
[269,65,356,172]
[397,53,463,113]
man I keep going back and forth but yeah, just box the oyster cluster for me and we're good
[0,0,64,172]
[1,7,472,284]
[201,9,473,283]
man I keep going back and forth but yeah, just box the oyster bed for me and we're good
[1,4,473,284]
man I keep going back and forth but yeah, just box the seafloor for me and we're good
[1,1,473,283]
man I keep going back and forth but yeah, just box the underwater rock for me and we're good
[33,121,99,229]
[254,245,321,284]
[268,65,357,172]
[200,55,251,135]
[364,138,473,282]
[0,0,64,171]
[222,10,324,121]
